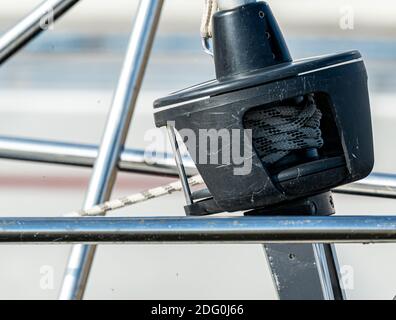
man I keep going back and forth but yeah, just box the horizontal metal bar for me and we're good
[0,136,196,176]
[334,173,396,198]
[0,216,396,244]
[0,136,394,199]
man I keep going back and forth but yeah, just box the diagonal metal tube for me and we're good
[58,0,163,300]
[0,0,80,64]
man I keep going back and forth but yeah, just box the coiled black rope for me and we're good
[244,95,324,166]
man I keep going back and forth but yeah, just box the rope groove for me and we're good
[244,96,324,165]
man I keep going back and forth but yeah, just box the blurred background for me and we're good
[0,0,395,299]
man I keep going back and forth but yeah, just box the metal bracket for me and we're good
[264,244,345,300]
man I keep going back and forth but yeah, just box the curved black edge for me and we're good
[154,50,362,109]
[154,58,366,128]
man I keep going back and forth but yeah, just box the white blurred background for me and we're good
[0,0,395,300]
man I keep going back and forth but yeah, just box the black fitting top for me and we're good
[212,1,292,79]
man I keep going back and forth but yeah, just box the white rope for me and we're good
[201,0,218,39]
[65,175,204,217]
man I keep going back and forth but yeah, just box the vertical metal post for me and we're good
[312,243,336,299]
[58,0,164,300]
[264,243,345,300]
[0,0,80,64]
[254,192,346,300]
[262,192,346,300]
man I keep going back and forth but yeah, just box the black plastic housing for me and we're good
[153,1,374,215]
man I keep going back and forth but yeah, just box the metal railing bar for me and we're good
[58,0,164,300]
[0,216,396,244]
[0,0,80,65]
[0,135,394,199]
[0,135,197,176]
[334,173,396,198]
